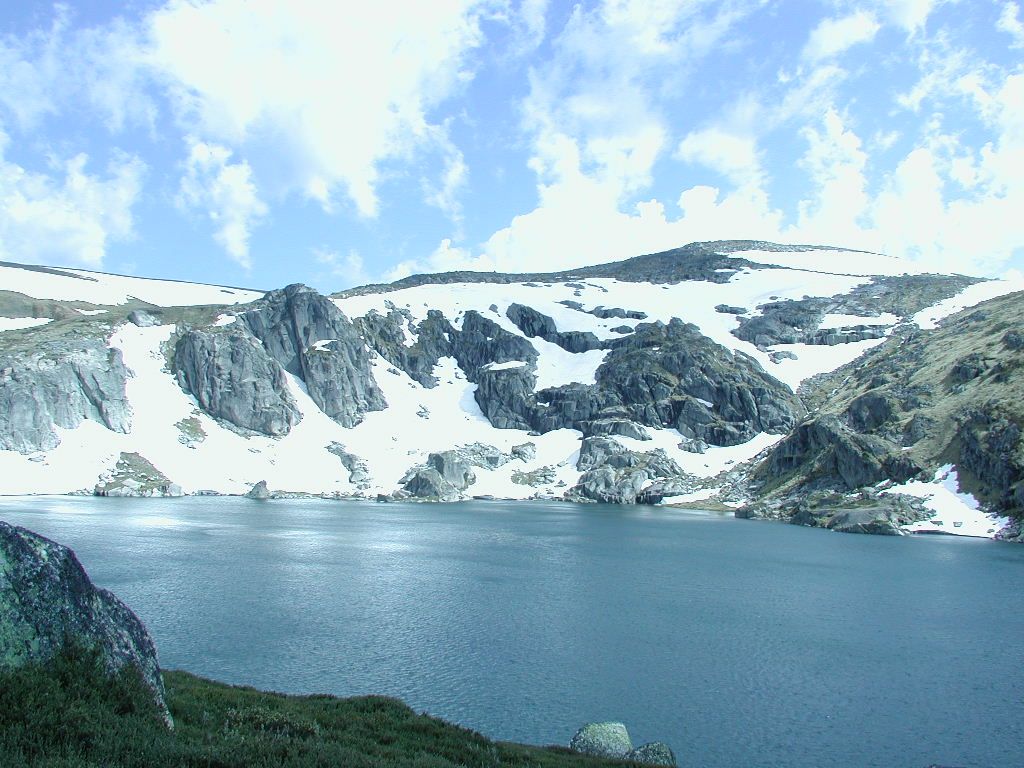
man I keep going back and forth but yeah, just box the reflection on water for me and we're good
[0,495,1021,768]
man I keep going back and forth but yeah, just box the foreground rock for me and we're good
[569,722,633,758]
[0,520,171,726]
[626,741,678,766]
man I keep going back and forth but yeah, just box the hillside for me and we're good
[0,241,1020,537]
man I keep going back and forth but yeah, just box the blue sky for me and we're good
[0,1,1021,292]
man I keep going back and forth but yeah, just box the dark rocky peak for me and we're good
[243,283,385,427]
[356,308,455,388]
[0,521,171,727]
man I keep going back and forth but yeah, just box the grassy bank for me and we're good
[0,647,634,767]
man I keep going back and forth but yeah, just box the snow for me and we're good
[729,247,927,277]
[481,360,528,371]
[616,429,784,477]
[765,338,890,390]
[76,309,108,316]
[0,317,51,332]
[663,487,720,504]
[883,465,1010,538]
[913,278,1024,329]
[214,314,237,326]
[0,261,263,306]
[531,338,607,389]
[311,340,335,351]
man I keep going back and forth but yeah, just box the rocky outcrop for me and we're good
[569,437,691,504]
[0,338,131,453]
[243,284,385,427]
[0,521,171,726]
[246,480,271,499]
[569,722,633,759]
[174,329,300,436]
[505,303,604,353]
[580,418,651,441]
[327,443,371,487]
[94,452,183,497]
[757,415,921,492]
[400,444,525,500]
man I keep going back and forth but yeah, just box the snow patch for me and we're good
[913,278,1024,329]
[0,317,51,332]
[884,465,1010,538]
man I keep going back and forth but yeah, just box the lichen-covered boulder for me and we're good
[0,521,171,727]
[569,721,633,758]
[627,741,677,766]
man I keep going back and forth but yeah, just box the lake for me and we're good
[1,495,1021,768]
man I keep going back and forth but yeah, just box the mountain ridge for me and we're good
[0,241,1020,539]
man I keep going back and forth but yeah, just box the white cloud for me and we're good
[676,128,763,185]
[795,109,870,243]
[424,145,469,222]
[0,130,144,267]
[802,10,881,62]
[146,0,495,218]
[999,2,1024,47]
[313,246,372,289]
[879,0,940,33]
[178,139,267,269]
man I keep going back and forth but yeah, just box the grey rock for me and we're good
[511,442,536,462]
[626,741,677,766]
[572,437,687,504]
[246,480,271,499]
[569,721,633,758]
[715,304,747,315]
[581,418,651,441]
[174,329,301,436]
[93,452,183,498]
[0,339,131,453]
[427,450,477,487]
[0,521,171,727]
[244,284,386,426]
[758,415,921,491]
[506,303,604,353]
[127,309,161,327]
[825,507,906,536]
[327,443,371,486]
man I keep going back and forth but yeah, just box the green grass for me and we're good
[0,647,637,767]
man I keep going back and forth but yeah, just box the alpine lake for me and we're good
[1,495,1021,768]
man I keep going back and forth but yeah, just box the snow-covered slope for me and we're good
[0,261,262,306]
[0,242,1019,537]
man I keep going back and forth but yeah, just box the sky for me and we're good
[0,1,1021,292]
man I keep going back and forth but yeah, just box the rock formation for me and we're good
[0,521,171,726]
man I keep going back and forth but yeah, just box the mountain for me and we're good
[0,242,1020,539]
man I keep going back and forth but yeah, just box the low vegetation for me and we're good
[0,647,634,767]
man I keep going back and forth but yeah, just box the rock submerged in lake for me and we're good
[0,520,172,727]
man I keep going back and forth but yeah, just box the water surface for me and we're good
[1,496,1021,768]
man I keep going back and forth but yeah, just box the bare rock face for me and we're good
[243,284,386,427]
[0,339,131,453]
[0,521,171,727]
[174,329,301,436]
